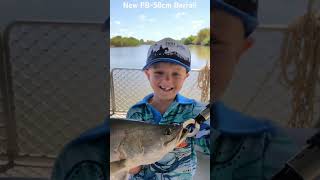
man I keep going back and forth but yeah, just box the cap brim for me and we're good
[213,1,258,37]
[142,58,191,72]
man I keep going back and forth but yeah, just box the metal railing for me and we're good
[0,21,108,178]
[110,68,205,118]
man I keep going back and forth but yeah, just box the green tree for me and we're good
[183,35,197,45]
[202,36,210,46]
[195,28,210,45]
[110,36,141,47]
[111,36,123,47]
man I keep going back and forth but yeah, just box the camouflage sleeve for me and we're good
[193,125,210,155]
[126,106,144,120]
[192,102,210,154]
[262,130,299,179]
[129,165,153,180]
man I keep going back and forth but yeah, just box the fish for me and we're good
[109,118,188,180]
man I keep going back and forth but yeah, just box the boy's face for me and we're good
[144,62,189,101]
[212,9,253,100]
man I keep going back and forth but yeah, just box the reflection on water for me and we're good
[188,45,210,63]
[111,45,209,70]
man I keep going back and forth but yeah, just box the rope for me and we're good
[197,63,210,103]
[280,1,320,127]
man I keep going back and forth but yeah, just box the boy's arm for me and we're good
[193,121,210,155]
[129,165,153,180]
[192,102,210,154]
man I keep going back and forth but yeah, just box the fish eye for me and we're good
[165,128,172,135]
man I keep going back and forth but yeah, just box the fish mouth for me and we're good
[171,126,188,145]
[178,128,188,143]
[163,126,185,146]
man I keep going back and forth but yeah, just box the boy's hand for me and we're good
[129,166,141,174]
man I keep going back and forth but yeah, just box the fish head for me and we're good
[110,119,189,168]
[139,123,188,162]
[160,124,188,147]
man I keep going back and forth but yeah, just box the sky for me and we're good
[110,0,210,41]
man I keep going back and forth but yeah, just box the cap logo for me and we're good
[143,38,191,71]
[150,46,169,57]
[166,41,176,46]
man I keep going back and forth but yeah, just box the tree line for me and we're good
[180,28,210,46]
[111,28,210,47]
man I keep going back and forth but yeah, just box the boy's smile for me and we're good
[159,86,174,92]
[145,62,189,102]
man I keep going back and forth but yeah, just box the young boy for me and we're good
[127,38,210,179]
[210,0,298,179]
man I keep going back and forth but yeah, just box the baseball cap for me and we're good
[213,0,259,37]
[143,38,191,72]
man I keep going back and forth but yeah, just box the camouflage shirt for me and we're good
[127,94,210,180]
